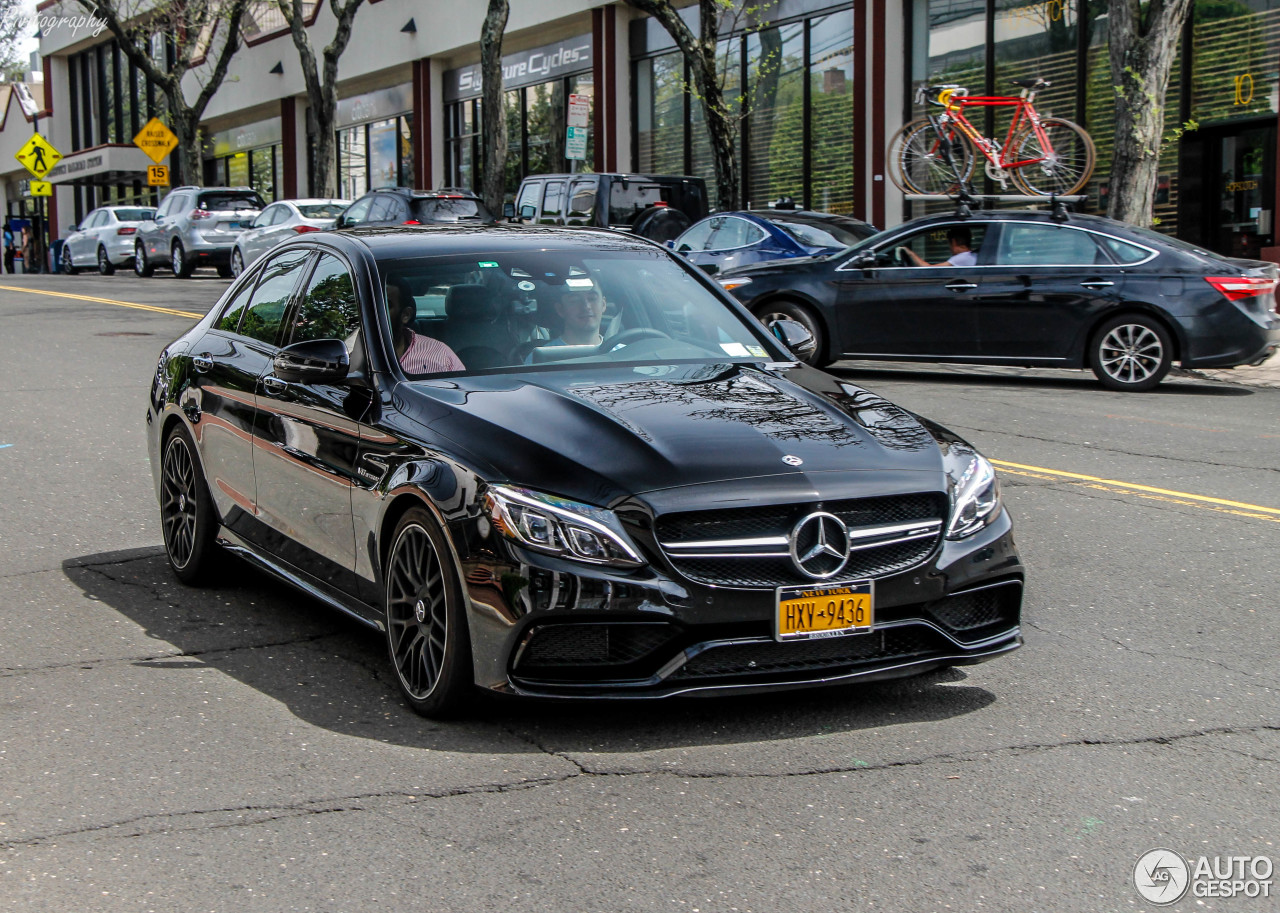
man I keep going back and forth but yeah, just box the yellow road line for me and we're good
[991,458,1280,517]
[0,284,204,319]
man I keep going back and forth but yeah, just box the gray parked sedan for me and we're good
[231,198,350,277]
[134,185,265,278]
[61,205,156,275]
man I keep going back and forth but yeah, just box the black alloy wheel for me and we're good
[172,242,193,278]
[160,426,221,584]
[97,246,115,276]
[1089,313,1173,392]
[230,248,244,278]
[755,300,828,367]
[135,242,154,277]
[384,507,472,717]
[61,250,76,274]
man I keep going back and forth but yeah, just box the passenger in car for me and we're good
[904,226,977,267]
[386,275,466,373]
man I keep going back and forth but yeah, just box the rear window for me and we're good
[198,192,266,211]
[768,215,875,249]
[296,203,348,219]
[113,208,155,222]
[409,198,494,223]
[608,180,705,227]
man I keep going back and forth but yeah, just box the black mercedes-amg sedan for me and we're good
[147,225,1023,717]
[719,209,1280,391]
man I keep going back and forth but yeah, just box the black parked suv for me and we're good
[512,173,709,242]
[336,187,496,229]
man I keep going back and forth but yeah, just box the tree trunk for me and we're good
[312,89,338,197]
[171,104,202,186]
[480,0,510,213]
[1106,0,1191,226]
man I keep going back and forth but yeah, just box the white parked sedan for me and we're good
[231,199,350,276]
[62,205,157,275]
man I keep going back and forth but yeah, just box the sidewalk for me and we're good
[1184,348,1280,388]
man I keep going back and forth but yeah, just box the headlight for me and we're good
[716,276,752,292]
[483,485,645,568]
[945,452,1001,539]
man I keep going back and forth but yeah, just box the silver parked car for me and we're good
[61,205,157,275]
[231,198,350,277]
[134,185,265,279]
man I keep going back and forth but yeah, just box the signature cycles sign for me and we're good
[1135,849,1274,905]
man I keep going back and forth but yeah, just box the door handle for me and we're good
[945,281,978,291]
[262,375,288,395]
[192,354,213,373]
[1080,280,1115,289]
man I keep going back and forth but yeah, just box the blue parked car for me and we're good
[671,207,878,274]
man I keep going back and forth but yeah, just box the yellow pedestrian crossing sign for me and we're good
[29,181,52,197]
[133,117,179,164]
[16,134,62,179]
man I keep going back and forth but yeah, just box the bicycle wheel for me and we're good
[888,118,976,195]
[1009,117,1096,196]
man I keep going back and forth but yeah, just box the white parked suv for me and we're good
[61,205,157,275]
[134,186,265,278]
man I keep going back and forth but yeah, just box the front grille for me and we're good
[656,493,946,588]
[671,626,943,679]
[515,622,679,677]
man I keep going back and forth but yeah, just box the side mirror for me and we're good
[850,250,876,268]
[503,202,516,218]
[770,318,817,362]
[664,239,675,250]
[519,203,537,220]
[273,338,349,384]
[68,224,79,233]
[334,215,347,230]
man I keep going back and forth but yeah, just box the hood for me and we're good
[396,362,946,506]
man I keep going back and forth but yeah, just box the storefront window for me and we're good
[339,125,368,198]
[746,23,805,208]
[691,38,739,208]
[400,115,414,188]
[636,52,686,176]
[809,13,855,213]
[446,101,478,191]
[992,0,1079,126]
[250,146,276,201]
[369,118,400,188]
[526,80,567,176]
[228,151,249,188]
[1190,0,1280,125]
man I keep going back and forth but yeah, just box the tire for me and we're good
[755,300,828,368]
[171,241,193,278]
[61,250,77,275]
[383,507,473,718]
[97,246,115,276]
[1009,117,1096,196]
[216,264,233,278]
[230,248,244,278]
[1089,313,1173,391]
[134,241,154,277]
[889,118,976,195]
[160,425,223,584]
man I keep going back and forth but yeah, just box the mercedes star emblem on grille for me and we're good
[789,511,851,579]
[782,455,803,466]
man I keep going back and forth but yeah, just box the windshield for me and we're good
[113,208,155,222]
[375,248,782,377]
[297,203,349,219]
[199,192,266,212]
[409,198,494,223]
[767,214,875,250]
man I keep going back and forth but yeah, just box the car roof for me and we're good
[332,224,666,259]
[889,208,1146,234]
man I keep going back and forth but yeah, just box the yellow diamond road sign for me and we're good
[16,134,61,179]
[133,117,179,164]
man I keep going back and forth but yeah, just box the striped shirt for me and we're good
[401,331,465,374]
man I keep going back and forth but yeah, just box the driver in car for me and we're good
[386,275,466,373]
[903,226,976,267]
[547,285,607,347]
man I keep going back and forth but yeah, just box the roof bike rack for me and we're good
[902,192,1088,222]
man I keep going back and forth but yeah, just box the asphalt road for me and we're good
[1,271,1277,913]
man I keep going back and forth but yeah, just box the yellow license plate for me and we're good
[776,581,874,641]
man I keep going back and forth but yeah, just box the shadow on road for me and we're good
[63,546,999,754]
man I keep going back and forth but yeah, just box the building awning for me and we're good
[45,144,156,186]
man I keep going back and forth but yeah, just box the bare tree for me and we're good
[479,0,509,212]
[76,0,251,183]
[1106,0,1193,226]
[277,0,365,197]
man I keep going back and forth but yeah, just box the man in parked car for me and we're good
[549,285,607,347]
[386,275,465,373]
[904,226,976,267]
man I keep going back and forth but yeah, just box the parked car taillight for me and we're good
[292,225,321,234]
[116,227,137,235]
[1204,276,1278,304]
[190,209,214,221]
[403,220,422,225]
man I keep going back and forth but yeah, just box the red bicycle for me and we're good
[888,79,1096,197]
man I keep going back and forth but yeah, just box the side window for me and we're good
[876,223,987,267]
[83,211,102,229]
[540,181,565,222]
[239,250,311,344]
[675,219,716,252]
[708,217,766,250]
[262,205,286,226]
[215,274,258,333]
[289,254,361,346]
[1101,235,1151,265]
[154,195,173,219]
[343,197,373,226]
[997,224,1106,266]
[516,181,542,217]
[368,196,399,222]
[564,181,597,225]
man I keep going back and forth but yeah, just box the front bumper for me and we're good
[461,506,1023,699]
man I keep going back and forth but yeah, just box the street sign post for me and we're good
[148,165,170,186]
[133,118,180,165]
[15,134,62,179]
[566,93,589,162]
